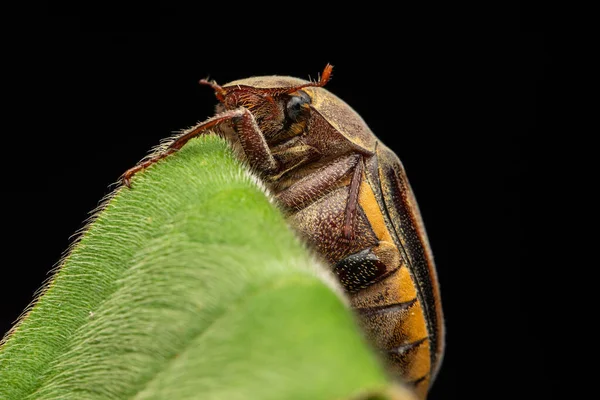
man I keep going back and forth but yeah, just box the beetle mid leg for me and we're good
[121,107,278,187]
[275,154,360,211]
[268,140,322,183]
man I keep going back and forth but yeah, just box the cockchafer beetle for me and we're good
[122,64,444,399]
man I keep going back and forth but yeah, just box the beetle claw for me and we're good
[121,172,133,188]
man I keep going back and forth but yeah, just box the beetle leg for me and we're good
[276,154,360,211]
[121,148,178,187]
[276,154,365,241]
[226,109,279,174]
[269,143,322,181]
[342,156,364,241]
[121,108,277,187]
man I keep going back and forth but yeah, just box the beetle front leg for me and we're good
[121,108,278,187]
[276,154,365,241]
[227,110,279,174]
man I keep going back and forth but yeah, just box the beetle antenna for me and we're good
[316,63,334,86]
[285,63,333,93]
[199,78,227,102]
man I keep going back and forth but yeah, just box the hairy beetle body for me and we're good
[123,66,444,399]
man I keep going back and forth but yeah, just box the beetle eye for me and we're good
[285,90,311,122]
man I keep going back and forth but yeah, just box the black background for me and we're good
[1,10,544,400]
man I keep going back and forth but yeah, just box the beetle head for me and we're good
[200,64,333,141]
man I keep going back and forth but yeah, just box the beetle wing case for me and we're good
[303,87,377,154]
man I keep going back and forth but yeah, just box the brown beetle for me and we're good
[122,65,444,399]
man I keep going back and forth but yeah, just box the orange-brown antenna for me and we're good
[317,63,334,86]
[199,78,227,102]
[286,63,334,93]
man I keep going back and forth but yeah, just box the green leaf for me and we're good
[0,135,415,400]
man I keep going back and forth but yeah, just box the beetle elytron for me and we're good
[123,65,444,399]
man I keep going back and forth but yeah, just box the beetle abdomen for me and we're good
[289,184,379,263]
[286,160,435,398]
[350,266,432,399]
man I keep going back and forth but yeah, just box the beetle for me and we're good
[122,64,444,399]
